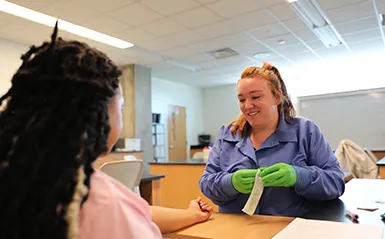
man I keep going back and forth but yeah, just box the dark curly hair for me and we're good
[0,23,121,239]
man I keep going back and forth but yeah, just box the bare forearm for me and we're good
[150,206,197,234]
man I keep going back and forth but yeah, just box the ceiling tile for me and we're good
[198,55,253,69]
[289,52,320,64]
[268,3,298,21]
[171,7,222,28]
[186,32,254,53]
[141,18,187,36]
[39,1,100,23]
[193,20,239,38]
[149,61,176,72]
[109,3,163,27]
[215,33,254,48]
[258,0,287,7]
[82,15,132,35]
[226,9,276,31]
[260,33,300,47]
[334,16,378,35]
[315,44,351,59]
[136,38,173,51]
[164,30,207,46]
[248,23,288,40]
[177,53,214,64]
[116,28,156,44]
[195,0,220,4]
[342,28,382,43]
[71,0,136,13]
[0,20,58,45]
[377,0,385,12]
[326,1,375,24]
[294,29,318,42]
[206,0,261,18]
[349,38,385,55]
[0,13,14,30]
[306,40,327,50]
[141,0,200,15]
[231,41,270,56]
[8,0,59,11]
[318,0,370,11]
[275,43,310,55]
[160,46,198,58]
[141,30,206,51]
[187,39,223,53]
[282,18,308,32]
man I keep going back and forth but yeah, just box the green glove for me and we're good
[231,169,257,194]
[260,163,297,187]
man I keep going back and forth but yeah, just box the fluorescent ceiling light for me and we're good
[287,0,298,2]
[0,0,133,49]
[290,0,341,48]
[379,13,385,26]
[313,25,341,47]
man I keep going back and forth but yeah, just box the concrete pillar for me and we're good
[119,64,152,175]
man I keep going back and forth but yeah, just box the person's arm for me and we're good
[199,126,240,206]
[150,197,212,234]
[293,123,345,201]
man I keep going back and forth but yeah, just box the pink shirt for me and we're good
[78,170,162,239]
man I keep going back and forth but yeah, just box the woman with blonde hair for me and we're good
[199,63,345,216]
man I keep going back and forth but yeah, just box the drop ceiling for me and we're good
[0,0,384,88]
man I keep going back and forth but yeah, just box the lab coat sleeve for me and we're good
[199,126,238,206]
[293,124,345,201]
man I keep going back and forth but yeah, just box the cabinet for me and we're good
[152,123,165,161]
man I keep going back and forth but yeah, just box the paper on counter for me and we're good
[272,218,384,239]
[242,169,264,216]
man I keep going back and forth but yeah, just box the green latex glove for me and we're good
[231,169,258,194]
[260,163,297,187]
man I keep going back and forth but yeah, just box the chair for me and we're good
[335,139,378,179]
[100,160,143,196]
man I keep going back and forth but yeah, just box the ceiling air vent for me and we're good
[207,48,239,59]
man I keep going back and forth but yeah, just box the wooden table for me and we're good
[140,174,164,206]
[165,179,385,239]
[165,213,293,239]
[377,157,385,179]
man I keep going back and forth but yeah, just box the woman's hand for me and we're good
[187,196,213,223]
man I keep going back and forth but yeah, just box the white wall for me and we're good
[151,77,204,160]
[0,39,28,95]
[202,84,240,142]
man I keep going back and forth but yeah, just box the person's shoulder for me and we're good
[79,171,161,239]
[83,170,152,222]
[218,124,232,136]
[216,124,242,141]
[88,170,148,207]
[293,116,321,134]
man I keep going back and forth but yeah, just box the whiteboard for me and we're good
[297,88,385,150]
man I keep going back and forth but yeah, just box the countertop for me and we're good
[141,173,165,182]
[149,159,206,165]
[111,150,143,153]
[376,156,385,166]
